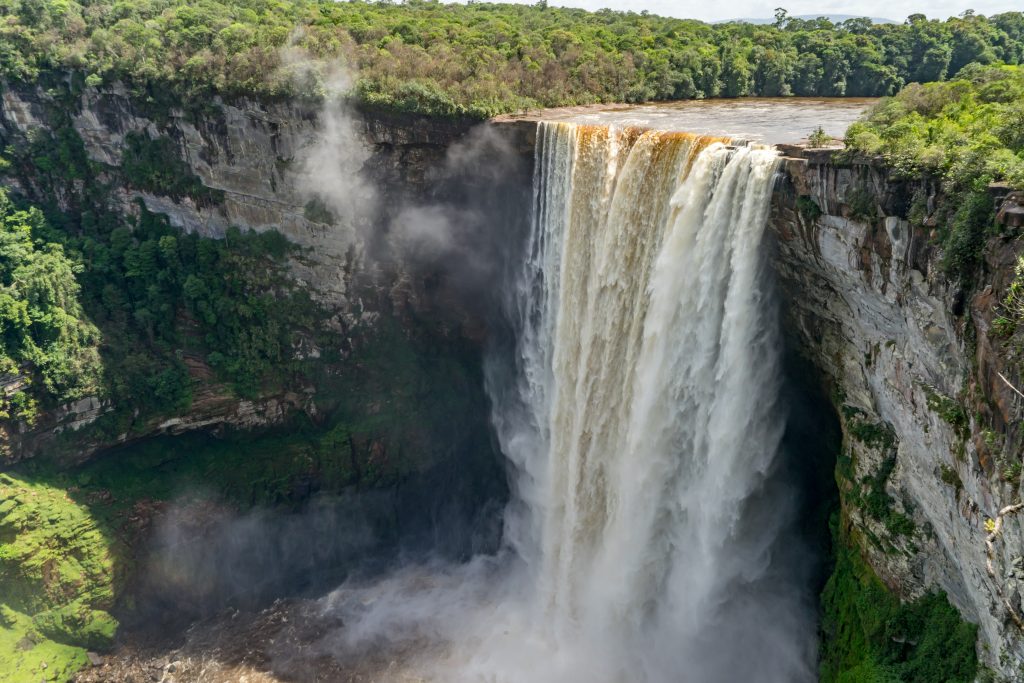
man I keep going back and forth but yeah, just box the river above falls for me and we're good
[494,97,877,144]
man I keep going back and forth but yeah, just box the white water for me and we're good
[319,122,817,682]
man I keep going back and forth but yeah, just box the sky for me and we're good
[467,0,1022,23]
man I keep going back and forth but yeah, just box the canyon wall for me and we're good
[4,79,1024,675]
[0,85,519,672]
[0,80,529,467]
[770,147,1024,675]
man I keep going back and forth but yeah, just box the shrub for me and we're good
[1003,460,1023,484]
[923,386,969,438]
[797,195,823,221]
[846,184,878,222]
[1005,256,1024,320]
[808,126,832,147]
[939,464,962,491]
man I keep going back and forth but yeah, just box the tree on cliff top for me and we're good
[844,64,1024,278]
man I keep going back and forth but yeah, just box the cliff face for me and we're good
[0,81,530,465]
[1,82,487,303]
[770,149,1024,674]
[0,86,516,675]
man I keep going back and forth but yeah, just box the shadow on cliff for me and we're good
[776,345,843,596]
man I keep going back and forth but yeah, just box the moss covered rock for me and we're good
[0,472,118,680]
[0,606,90,683]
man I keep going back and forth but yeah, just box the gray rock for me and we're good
[770,158,1024,676]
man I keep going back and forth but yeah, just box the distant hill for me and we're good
[719,14,899,24]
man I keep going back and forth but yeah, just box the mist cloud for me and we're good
[384,124,530,307]
[277,37,378,245]
[127,493,391,633]
[298,89,377,230]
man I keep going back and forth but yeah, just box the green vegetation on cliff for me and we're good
[0,2,1023,117]
[0,472,118,682]
[0,89,332,447]
[0,189,326,441]
[824,404,979,681]
[820,522,978,683]
[0,188,101,424]
[120,132,226,205]
[66,205,323,409]
[845,64,1024,278]
[846,65,1024,187]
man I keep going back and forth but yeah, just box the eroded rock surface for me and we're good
[771,150,1024,674]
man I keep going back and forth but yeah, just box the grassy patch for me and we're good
[0,606,90,683]
[0,472,118,681]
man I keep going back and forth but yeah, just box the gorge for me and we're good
[1,76,1022,683]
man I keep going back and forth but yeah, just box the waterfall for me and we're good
[485,121,815,681]
[322,120,817,683]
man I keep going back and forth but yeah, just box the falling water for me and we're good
[321,121,817,682]
[483,121,815,682]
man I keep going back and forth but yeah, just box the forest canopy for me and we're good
[844,64,1024,278]
[846,64,1024,189]
[0,1,1022,117]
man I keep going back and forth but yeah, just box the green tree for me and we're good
[0,189,101,421]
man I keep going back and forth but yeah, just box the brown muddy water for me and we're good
[496,97,878,143]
